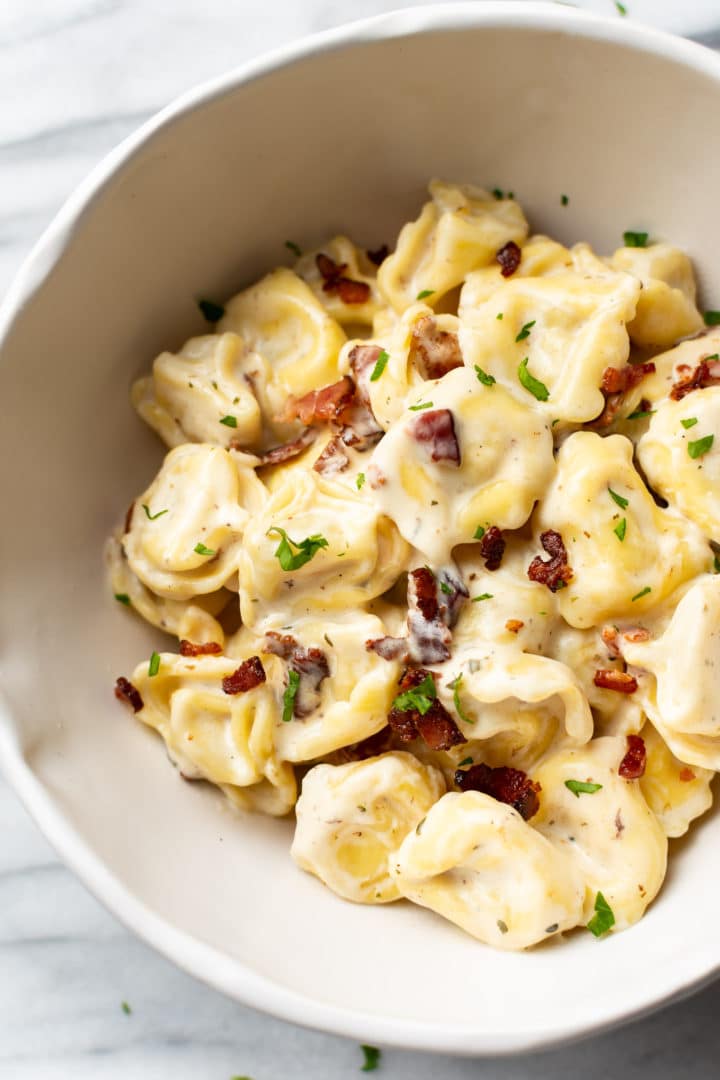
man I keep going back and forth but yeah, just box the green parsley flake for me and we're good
[450,673,472,724]
[285,240,302,256]
[587,891,616,937]
[268,527,329,571]
[497,919,509,934]
[561,194,569,206]
[631,586,652,602]
[219,415,238,428]
[114,593,131,606]
[361,1044,381,1072]
[198,298,225,322]
[518,357,549,401]
[409,401,433,411]
[393,673,436,715]
[515,320,536,343]
[472,593,493,602]
[440,581,452,595]
[608,487,629,510]
[473,525,486,540]
[356,472,366,490]
[416,289,435,300]
[194,542,216,556]
[282,670,300,722]
[614,518,627,542]
[714,554,720,574]
[474,365,496,386]
[121,1001,132,1015]
[623,230,649,248]
[681,417,698,429]
[688,434,714,459]
[492,188,504,200]
[142,504,168,521]
[458,756,474,767]
[496,312,504,320]
[704,311,720,327]
[565,779,603,798]
[148,651,160,677]
[627,408,655,420]
[615,1,627,14]
[369,349,389,382]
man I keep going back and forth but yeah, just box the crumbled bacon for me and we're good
[258,428,317,466]
[338,403,383,450]
[281,376,356,426]
[496,240,522,278]
[366,636,409,661]
[619,734,647,779]
[388,668,466,751]
[409,316,464,380]
[593,668,638,694]
[623,627,650,644]
[408,408,461,466]
[455,763,540,820]
[349,344,381,404]
[408,567,451,663]
[679,767,696,783]
[313,435,350,476]
[506,619,524,634]
[222,656,266,695]
[528,530,573,592]
[366,244,389,267]
[437,567,469,627]
[114,676,144,713]
[315,252,371,304]
[479,525,506,571]
[124,502,135,534]
[601,626,621,658]
[670,357,720,401]
[600,362,656,395]
[264,632,330,717]
[179,640,223,657]
[264,631,297,659]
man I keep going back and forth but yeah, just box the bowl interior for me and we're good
[2,4,720,1053]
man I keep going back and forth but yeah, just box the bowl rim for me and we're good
[2,1,720,1056]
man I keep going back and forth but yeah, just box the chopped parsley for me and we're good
[416,289,435,300]
[474,365,496,386]
[714,554,720,574]
[369,349,389,382]
[631,586,652,602]
[360,1045,381,1072]
[114,593,131,606]
[492,188,504,200]
[392,673,436,715]
[148,651,160,677]
[440,581,452,595]
[219,415,238,428]
[565,779,603,798]
[409,401,433,411]
[615,1,627,13]
[623,230,649,248]
[703,311,720,327]
[515,320,536,343]
[285,240,302,256]
[614,518,627,542]
[518,357,549,401]
[627,407,655,420]
[608,487,628,510]
[194,542,216,556]
[282,670,300,722]
[561,193,569,206]
[356,472,366,490]
[496,312,504,320]
[142,504,168,521]
[587,891,615,937]
[472,593,493,602]
[450,673,472,724]
[458,756,474,767]
[681,417,698,429]
[268,527,329,571]
[688,434,714,459]
[497,919,509,934]
[198,298,224,322]
[473,525,485,540]
[121,1001,132,1015]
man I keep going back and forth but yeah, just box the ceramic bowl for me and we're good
[1,2,720,1056]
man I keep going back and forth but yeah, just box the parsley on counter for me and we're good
[703,311,720,326]
[623,230,648,248]
[114,593,131,606]
[361,1045,382,1072]
[198,298,224,322]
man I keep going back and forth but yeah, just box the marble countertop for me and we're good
[3,2,720,1077]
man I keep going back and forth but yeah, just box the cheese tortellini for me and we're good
[109,180,718,952]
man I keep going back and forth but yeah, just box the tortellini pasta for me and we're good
[109,180,719,951]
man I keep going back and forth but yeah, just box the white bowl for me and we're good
[1,2,720,1056]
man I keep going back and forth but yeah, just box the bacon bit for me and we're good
[619,734,647,779]
[315,252,371,304]
[409,316,464,380]
[437,567,469,627]
[179,640,223,657]
[338,403,383,449]
[527,530,573,592]
[506,619,524,634]
[114,676,144,713]
[366,244,389,267]
[330,726,395,763]
[349,344,381,403]
[258,428,317,466]
[280,376,355,426]
[679,767,697,782]
[496,240,522,278]
[407,566,451,663]
[124,502,135,535]
[264,632,329,717]
[593,668,638,694]
[388,668,466,751]
[601,626,621,658]
[408,408,461,466]
[594,363,656,428]
[366,636,409,661]
[264,631,297,659]
[623,627,650,644]
[367,464,387,488]
[670,357,720,400]
[222,656,266,695]
[313,435,350,476]
[479,525,506,571]
[455,763,540,821]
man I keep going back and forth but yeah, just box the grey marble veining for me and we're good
[2,2,720,1077]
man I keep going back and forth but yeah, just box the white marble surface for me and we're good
[3,1,720,1076]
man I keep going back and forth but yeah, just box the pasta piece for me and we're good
[291,752,445,903]
[389,791,585,949]
[131,332,262,451]
[123,443,266,600]
[534,431,710,628]
[129,650,296,816]
[293,236,384,328]
[378,180,528,313]
[458,234,574,310]
[610,243,704,348]
[533,736,668,930]
[639,722,714,838]
[368,366,554,564]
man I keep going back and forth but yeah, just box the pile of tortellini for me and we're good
[109,180,720,950]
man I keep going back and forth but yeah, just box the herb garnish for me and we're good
[473,525,485,540]
[631,586,651,602]
[220,415,238,428]
[608,487,628,510]
[627,408,655,420]
[688,434,714,459]
[440,581,452,595]
[515,320,536,343]
[392,673,436,715]
[474,365,496,386]
[615,1,628,14]
[458,756,474,767]
[623,231,648,248]
[518,357,549,401]
[142,504,168,521]
[472,593,493,602]
[416,289,435,300]
[369,349,389,382]
[121,1001,132,1015]
[496,312,504,320]
[613,518,627,542]
[282,670,300,722]
[114,593,131,606]
[285,240,302,256]
[148,651,160,677]
[681,417,698,429]
[587,891,615,937]
[194,542,216,556]
[561,194,569,206]
[356,473,366,490]
[704,311,720,327]
[450,673,472,724]
[409,401,433,411]
[361,1045,381,1072]
[198,298,224,322]
[565,779,603,797]
[268,527,329,571]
